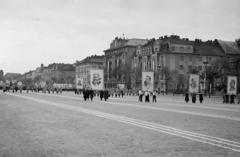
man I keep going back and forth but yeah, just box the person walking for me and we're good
[152,90,157,103]
[238,93,240,104]
[104,89,109,101]
[222,93,227,103]
[230,93,235,104]
[199,93,203,103]
[145,90,150,102]
[100,90,104,101]
[90,88,94,101]
[185,92,189,103]
[192,93,196,103]
[139,90,143,102]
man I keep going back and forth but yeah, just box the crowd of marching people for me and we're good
[3,83,240,104]
[222,92,240,104]
[2,83,66,94]
[73,87,159,103]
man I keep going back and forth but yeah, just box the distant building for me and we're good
[29,63,75,85]
[0,70,3,81]
[22,71,32,79]
[131,35,232,93]
[50,63,75,84]
[74,55,104,88]
[103,37,148,88]
[4,73,21,82]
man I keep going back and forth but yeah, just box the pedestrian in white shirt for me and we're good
[152,90,157,102]
[145,90,150,102]
[139,90,143,102]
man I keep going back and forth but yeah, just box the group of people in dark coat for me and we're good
[185,92,203,103]
[82,88,110,101]
[222,93,235,104]
[99,90,109,101]
[83,88,94,101]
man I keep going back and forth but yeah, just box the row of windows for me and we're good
[179,56,212,62]
[179,65,202,71]
[106,48,127,56]
[172,46,192,53]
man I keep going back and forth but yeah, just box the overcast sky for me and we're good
[0,0,239,74]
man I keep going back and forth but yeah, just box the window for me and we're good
[188,56,192,61]
[172,46,175,51]
[188,47,192,53]
[198,66,202,71]
[199,57,202,61]
[180,56,184,61]
[179,65,184,70]
[179,47,184,53]
[188,65,192,70]
[208,57,212,62]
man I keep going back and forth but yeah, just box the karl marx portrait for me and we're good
[92,73,101,86]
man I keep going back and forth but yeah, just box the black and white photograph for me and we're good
[0,0,240,156]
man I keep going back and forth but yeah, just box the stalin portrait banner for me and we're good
[90,69,104,90]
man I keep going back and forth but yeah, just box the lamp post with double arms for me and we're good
[203,60,209,97]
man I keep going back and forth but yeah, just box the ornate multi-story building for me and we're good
[74,55,104,88]
[103,37,148,88]
[131,35,240,93]
[0,70,4,81]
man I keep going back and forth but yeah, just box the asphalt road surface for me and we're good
[1,91,240,157]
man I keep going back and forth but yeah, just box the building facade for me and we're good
[103,37,148,88]
[131,35,240,93]
[74,55,104,88]
[0,70,4,81]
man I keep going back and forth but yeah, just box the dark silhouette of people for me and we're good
[100,90,104,101]
[185,92,189,103]
[192,93,196,103]
[230,94,235,104]
[199,93,203,103]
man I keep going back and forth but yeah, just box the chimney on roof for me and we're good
[41,64,43,68]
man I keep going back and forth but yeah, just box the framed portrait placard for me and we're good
[142,71,154,92]
[76,78,83,89]
[227,76,237,95]
[90,69,104,90]
[189,74,199,93]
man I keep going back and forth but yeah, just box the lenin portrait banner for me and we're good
[90,69,104,90]
[227,76,237,95]
[142,71,154,92]
[189,74,199,93]
[76,78,83,89]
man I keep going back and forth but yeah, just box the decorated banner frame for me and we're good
[189,74,199,93]
[76,78,84,89]
[142,71,154,92]
[90,69,104,90]
[227,76,237,95]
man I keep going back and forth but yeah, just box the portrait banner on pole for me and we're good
[90,69,104,90]
[227,76,237,95]
[189,74,199,93]
[142,71,154,92]
[76,78,83,89]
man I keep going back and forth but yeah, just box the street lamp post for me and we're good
[203,60,209,97]
[157,65,163,95]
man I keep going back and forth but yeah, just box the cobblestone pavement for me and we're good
[0,91,240,157]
